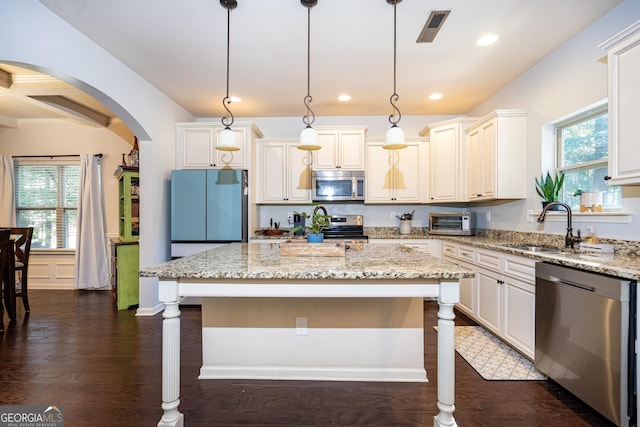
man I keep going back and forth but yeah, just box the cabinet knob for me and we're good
[604,175,611,181]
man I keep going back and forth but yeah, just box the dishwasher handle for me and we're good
[548,275,596,293]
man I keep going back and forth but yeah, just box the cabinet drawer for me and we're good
[503,254,536,283]
[456,246,475,262]
[475,248,500,270]
[442,243,457,258]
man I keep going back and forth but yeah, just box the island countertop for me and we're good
[140,242,473,281]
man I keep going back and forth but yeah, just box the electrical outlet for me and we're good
[390,211,397,220]
[296,317,308,335]
[527,210,534,223]
[288,212,293,225]
[486,211,491,221]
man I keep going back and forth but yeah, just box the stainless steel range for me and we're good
[322,215,368,242]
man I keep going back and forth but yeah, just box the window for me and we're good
[556,105,621,211]
[14,160,81,249]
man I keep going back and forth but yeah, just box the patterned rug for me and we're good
[434,325,547,381]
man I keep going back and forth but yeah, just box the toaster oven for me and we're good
[429,212,474,236]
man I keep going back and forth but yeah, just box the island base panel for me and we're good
[200,297,426,382]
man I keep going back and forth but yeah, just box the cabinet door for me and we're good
[394,143,422,203]
[606,26,640,185]
[115,243,139,310]
[503,277,535,358]
[457,260,476,316]
[214,127,246,169]
[171,170,207,240]
[258,143,287,202]
[476,267,502,335]
[429,125,459,202]
[180,127,215,169]
[314,131,338,169]
[365,143,394,202]
[467,127,483,199]
[338,130,365,169]
[286,144,312,203]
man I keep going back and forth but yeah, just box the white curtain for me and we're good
[0,155,16,226]
[75,154,110,289]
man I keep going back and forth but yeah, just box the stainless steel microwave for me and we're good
[311,170,365,202]
[429,212,474,235]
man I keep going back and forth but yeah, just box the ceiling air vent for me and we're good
[416,10,450,43]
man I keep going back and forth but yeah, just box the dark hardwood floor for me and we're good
[0,290,615,426]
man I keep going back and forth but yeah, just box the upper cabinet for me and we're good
[175,121,263,170]
[365,138,428,204]
[256,139,312,204]
[465,110,527,201]
[599,20,640,186]
[424,118,478,203]
[314,127,366,170]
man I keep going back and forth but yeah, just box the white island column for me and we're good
[435,279,459,427]
[158,280,184,427]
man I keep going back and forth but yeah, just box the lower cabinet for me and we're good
[443,242,536,359]
[110,239,139,310]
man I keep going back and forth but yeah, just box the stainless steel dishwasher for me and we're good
[535,262,636,427]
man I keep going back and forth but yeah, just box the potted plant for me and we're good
[535,171,565,210]
[291,204,331,243]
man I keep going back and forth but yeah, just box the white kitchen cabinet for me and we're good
[465,110,527,200]
[365,138,428,203]
[442,242,536,359]
[314,127,366,170]
[175,121,263,170]
[257,139,312,204]
[423,117,478,203]
[599,20,640,185]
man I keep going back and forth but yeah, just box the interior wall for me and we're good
[0,123,132,237]
[467,0,640,241]
[1,0,194,313]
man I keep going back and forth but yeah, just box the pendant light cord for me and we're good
[302,5,315,127]
[388,1,401,127]
[221,5,234,128]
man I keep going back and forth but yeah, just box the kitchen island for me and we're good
[141,242,473,427]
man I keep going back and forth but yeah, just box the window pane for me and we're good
[17,209,56,249]
[16,165,58,207]
[561,113,608,167]
[62,165,80,207]
[64,209,77,249]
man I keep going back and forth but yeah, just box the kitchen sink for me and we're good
[499,243,563,253]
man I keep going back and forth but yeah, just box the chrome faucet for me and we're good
[537,202,581,249]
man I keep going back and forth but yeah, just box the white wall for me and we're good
[0,123,132,236]
[467,0,640,241]
[0,0,194,313]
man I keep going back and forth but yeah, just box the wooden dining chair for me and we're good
[0,229,16,322]
[8,227,33,313]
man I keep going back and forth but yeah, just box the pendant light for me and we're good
[384,0,407,150]
[298,0,321,151]
[217,0,239,152]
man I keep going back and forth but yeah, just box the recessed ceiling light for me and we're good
[338,94,351,102]
[428,93,443,100]
[476,34,498,47]
[230,96,241,103]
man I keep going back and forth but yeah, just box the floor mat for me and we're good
[434,325,547,381]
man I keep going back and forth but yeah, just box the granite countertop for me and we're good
[141,242,473,281]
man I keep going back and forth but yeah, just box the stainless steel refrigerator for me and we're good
[170,169,248,250]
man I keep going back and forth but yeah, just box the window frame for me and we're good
[14,157,82,250]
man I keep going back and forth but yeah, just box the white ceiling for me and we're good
[0,0,623,126]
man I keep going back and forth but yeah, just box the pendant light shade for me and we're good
[217,0,240,152]
[383,0,407,150]
[298,0,321,151]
